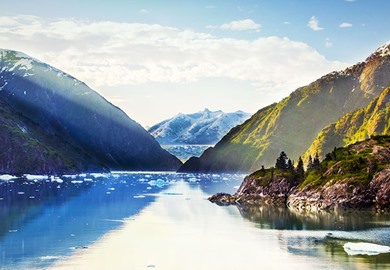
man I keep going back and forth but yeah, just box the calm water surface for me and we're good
[0,172,389,269]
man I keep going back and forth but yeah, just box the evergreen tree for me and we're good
[275,151,289,169]
[296,156,304,179]
[287,159,293,170]
[307,155,313,170]
[313,153,320,168]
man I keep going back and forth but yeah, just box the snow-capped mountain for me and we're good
[0,49,181,172]
[148,109,251,145]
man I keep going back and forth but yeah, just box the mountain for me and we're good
[179,42,390,173]
[148,109,251,145]
[0,50,182,172]
[303,86,390,161]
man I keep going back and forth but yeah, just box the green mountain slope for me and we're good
[179,43,390,173]
[304,87,390,161]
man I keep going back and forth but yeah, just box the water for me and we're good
[0,173,389,270]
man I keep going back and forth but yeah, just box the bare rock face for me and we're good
[209,171,296,206]
[370,167,390,208]
[287,179,373,211]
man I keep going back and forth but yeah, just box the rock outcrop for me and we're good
[210,136,390,211]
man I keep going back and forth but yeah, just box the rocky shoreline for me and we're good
[209,166,390,211]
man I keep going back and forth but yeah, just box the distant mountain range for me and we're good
[0,50,181,174]
[179,42,390,173]
[148,109,251,145]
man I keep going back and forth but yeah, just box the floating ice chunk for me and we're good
[0,174,17,181]
[107,187,115,191]
[40,256,61,260]
[17,192,25,195]
[24,174,48,180]
[84,178,93,182]
[61,174,78,179]
[50,176,63,183]
[343,242,390,256]
[148,179,167,187]
[188,177,199,182]
[71,180,83,184]
[90,173,110,178]
[133,195,146,198]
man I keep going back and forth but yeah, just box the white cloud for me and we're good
[205,5,216,9]
[339,22,352,28]
[307,16,323,31]
[211,19,262,32]
[0,15,346,95]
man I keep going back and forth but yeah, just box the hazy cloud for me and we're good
[139,9,149,14]
[308,16,324,31]
[0,15,347,94]
[339,22,352,28]
[208,19,261,32]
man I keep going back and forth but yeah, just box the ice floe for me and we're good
[343,242,390,256]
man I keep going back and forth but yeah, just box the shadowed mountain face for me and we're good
[179,43,390,173]
[0,96,104,174]
[0,50,182,173]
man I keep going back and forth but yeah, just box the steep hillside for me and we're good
[0,50,181,171]
[0,96,104,174]
[179,43,390,173]
[304,87,390,161]
[148,109,250,145]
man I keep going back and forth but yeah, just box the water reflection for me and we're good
[236,204,390,231]
[234,204,390,269]
[0,173,173,269]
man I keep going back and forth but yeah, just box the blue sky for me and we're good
[1,0,390,125]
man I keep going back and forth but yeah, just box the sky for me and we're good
[1,0,390,127]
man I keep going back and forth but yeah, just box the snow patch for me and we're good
[344,242,390,256]
[9,58,33,72]
[375,42,390,57]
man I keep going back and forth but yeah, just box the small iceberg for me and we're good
[0,174,17,181]
[343,242,390,256]
[148,179,167,187]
